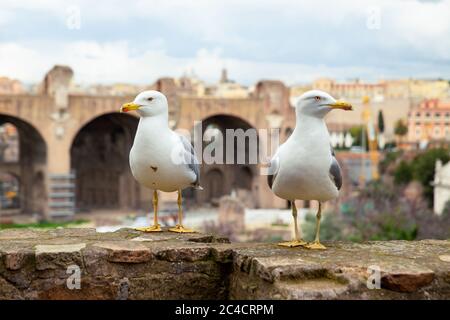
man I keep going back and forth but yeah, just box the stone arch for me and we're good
[70,112,140,212]
[205,168,225,204]
[0,106,47,141]
[196,111,258,131]
[193,114,259,207]
[69,110,139,144]
[0,114,48,215]
[0,171,20,210]
[235,166,253,190]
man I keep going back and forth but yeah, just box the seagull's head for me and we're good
[292,90,352,118]
[120,90,168,117]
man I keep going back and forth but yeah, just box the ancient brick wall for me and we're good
[0,228,449,299]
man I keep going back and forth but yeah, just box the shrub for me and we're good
[411,148,450,206]
[393,160,413,185]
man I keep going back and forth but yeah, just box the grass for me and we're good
[0,219,90,230]
[271,222,289,227]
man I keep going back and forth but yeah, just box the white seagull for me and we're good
[121,91,201,233]
[267,90,352,249]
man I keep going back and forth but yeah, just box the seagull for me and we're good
[267,90,352,249]
[120,91,201,233]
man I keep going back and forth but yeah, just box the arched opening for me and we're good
[0,116,47,216]
[205,169,225,205]
[235,166,253,190]
[70,113,140,212]
[0,172,20,210]
[194,114,259,207]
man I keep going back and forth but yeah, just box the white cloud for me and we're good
[0,40,424,85]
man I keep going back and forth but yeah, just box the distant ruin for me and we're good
[0,66,295,218]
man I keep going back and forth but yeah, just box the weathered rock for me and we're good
[0,277,23,299]
[4,249,29,270]
[35,243,86,271]
[155,246,212,262]
[381,272,434,293]
[93,241,152,263]
[0,228,449,300]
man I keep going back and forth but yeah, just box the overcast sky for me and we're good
[1,0,449,85]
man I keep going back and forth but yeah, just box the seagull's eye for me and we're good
[314,96,321,101]
[147,97,154,101]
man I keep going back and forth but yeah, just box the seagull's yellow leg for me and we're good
[169,190,195,233]
[136,190,162,232]
[278,200,307,247]
[305,201,326,250]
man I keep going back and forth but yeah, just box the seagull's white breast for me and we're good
[272,120,339,202]
[129,117,196,192]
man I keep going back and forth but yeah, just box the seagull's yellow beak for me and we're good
[120,102,140,113]
[329,100,353,111]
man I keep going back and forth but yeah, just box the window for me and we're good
[435,128,441,136]
[426,113,431,117]
[416,112,421,117]
[416,128,421,137]
[436,113,441,118]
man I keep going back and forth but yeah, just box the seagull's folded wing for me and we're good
[329,146,342,190]
[178,134,201,187]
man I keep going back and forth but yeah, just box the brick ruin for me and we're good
[0,66,294,218]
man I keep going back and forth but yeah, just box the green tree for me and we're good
[412,148,450,206]
[348,125,368,149]
[394,119,408,137]
[378,110,385,133]
[379,150,401,174]
[341,181,418,241]
[393,160,413,185]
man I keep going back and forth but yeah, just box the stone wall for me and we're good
[0,228,449,299]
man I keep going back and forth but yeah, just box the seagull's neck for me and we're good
[292,113,328,139]
[138,113,171,133]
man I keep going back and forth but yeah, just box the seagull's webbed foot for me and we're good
[305,240,326,250]
[135,224,162,232]
[278,239,307,248]
[169,224,195,233]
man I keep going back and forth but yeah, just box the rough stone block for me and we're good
[0,228,448,299]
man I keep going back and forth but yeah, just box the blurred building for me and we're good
[312,78,385,100]
[290,84,312,98]
[433,159,450,215]
[0,77,24,95]
[71,83,151,96]
[0,65,293,218]
[1,65,448,219]
[65,68,249,99]
[0,123,19,162]
[179,69,249,98]
[407,99,450,145]
[311,77,450,101]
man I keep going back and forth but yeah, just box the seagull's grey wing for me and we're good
[178,134,201,187]
[329,146,342,190]
[267,155,280,189]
